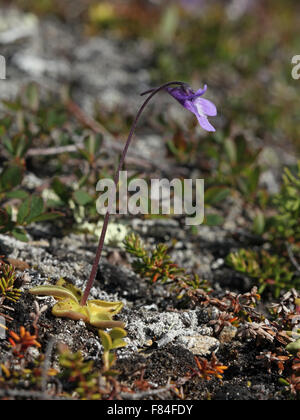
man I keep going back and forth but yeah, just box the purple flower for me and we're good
[166,84,217,132]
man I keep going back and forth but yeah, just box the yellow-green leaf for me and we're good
[110,327,127,340]
[30,285,79,302]
[52,298,89,322]
[88,300,123,315]
[99,330,113,352]
[111,338,127,350]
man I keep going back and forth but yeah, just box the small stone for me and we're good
[210,307,220,320]
[211,258,224,270]
[198,326,214,336]
[26,347,40,361]
[178,335,219,356]
[143,304,158,311]
[219,325,238,343]
[181,311,194,327]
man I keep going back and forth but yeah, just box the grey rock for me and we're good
[177,335,220,356]
[0,8,152,111]
[120,306,217,356]
[0,9,38,44]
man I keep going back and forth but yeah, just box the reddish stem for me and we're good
[80,81,185,306]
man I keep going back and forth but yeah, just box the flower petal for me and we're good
[184,99,198,115]
[166,86,192,105]
[196,115,216,132]
[194,98,217,117]
[185,101,216,131]
[194,85,207,97]
[166,84,217,132]
[185,85,207,100]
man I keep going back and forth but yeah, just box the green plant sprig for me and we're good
[227,249,300,297]
[59,349,101,399]
[99,328,127,376]
[0,262,21,303]
[124,233,185,284]
[270,161,300,244]
[123,232,210,305]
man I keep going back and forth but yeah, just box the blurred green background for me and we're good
[1,0,299,152]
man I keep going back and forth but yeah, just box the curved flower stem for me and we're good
[80,81,186,306]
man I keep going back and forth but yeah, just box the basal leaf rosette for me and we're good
[30,279,124,329]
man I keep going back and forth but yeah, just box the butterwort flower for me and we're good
[166,84,217,132]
